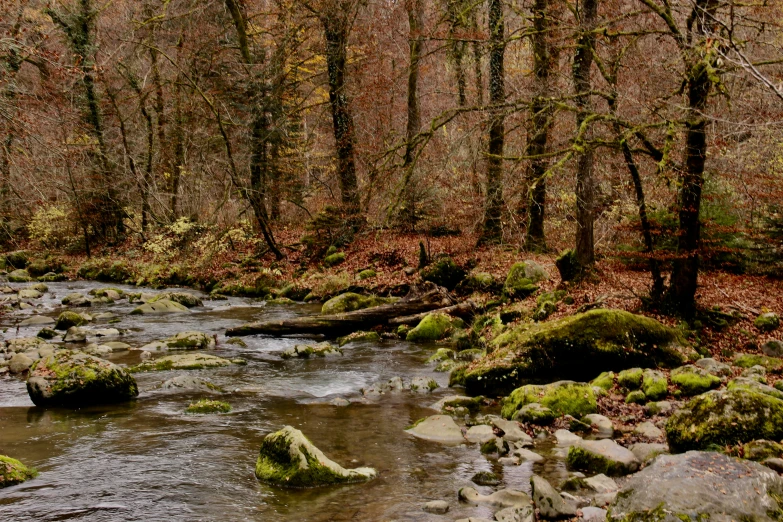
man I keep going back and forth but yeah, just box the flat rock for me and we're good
[531,474,577,519]
[458,487,531,510]
[492,417,533,444]
[160,375,221,393]
[584,474,618,493]
[567,439,640,476]
[466,424,496,444]
[629,442,669,463]
[101,341,131,352]
[514,448,544,463]
[422,500,449,514]
[133,353,238,372]
[583,414,613,439]
[633,421,663,439]
[555,429,582,446]
[609,451,783,522]
[406,415,465,444]
[495,506,535,522]
[18,316,54,327]
[130,299,190,315]
[17,289,42,299]
[64,326,87,342]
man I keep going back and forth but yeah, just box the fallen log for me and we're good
[226,283,455,337]
[387,301,477,326]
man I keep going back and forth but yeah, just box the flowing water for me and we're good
[0,282,566,521]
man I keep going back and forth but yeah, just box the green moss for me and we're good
[226,337,247,347]
[671,366,720,396]
[455,348,484,361]
[442,396,484,413]
[625,390,647,404]
[591,371,616,390]
[321,292,397,315]
[448,365,468,387]
[503,262,541,300]
[421,257,466,290]
[642,370,669,401]
[735,354,783,372]
[185,399,231,414]
[515,403,556,424]
[463,309,695,396]
[471,471,500,486]
[755,313,780,332]
[501,381,596,419]
[336,331,381,347]
[428,348,455,363]
[323,252,346,267]
[406,313,458,342]
[0,455,38,488]
[357,269,376,280]
[618,368,644,390]
[567,446,627,476]
[742,440,783,461]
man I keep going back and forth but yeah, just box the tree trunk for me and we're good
[399,0,423,229]
[573,0,597,269]
[524,0,551,251]
[479,0,505,244]
[323,15,360,216]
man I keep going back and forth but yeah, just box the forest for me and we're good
[0,0,783,520]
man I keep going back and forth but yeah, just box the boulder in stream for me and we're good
[255,426,376,488]
[149,292,203,308]
[26,350,138,407]
[281,341,341,359]
[406,415,465,444]
[55,311,89,330]
[130,299,190,315]
[320,292,397,315]
[458,487,532,510]
[131,353,241,372]
[0,455,37,488]
[18,315,54,327]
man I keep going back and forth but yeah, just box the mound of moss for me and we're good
[337,331,381,347]
[501,381,596,420]
[150,292,203,308]
[0,455,37,488]
[406,313,464,342]
[321,292,397,315]
[670,365,721,396]
[463,309,695,396]
[185,399,231,414]
[55,311,88,331]
[503,261,548,300]
[26,350,138,407]
[255,426,376,488]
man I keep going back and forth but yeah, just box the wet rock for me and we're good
[160,375,222,393]
[130,299,190,315]
[62,293,91,307]
[132,353,239,372]
[466,425,496,444]
[337,330,381,347]
[37,328,57,340]
[64,326,87,343]
[27,350,138,407]
[431,395,484,414]
[472,471,500,486]
[566,439,640,476]
[694,357,732,376]
[495,506,535,522]
[481,437,510,456]
[491,417,532,444]
[281,341,341,359]
[406,415,465,444]
[92,328,120,338]
[185,399,231,414]
[423,500,449,514]
[254,426,376,487]
[583,414,613,439]
[89,288,123,300]
[579,506,607,522]
[0,455,37,488]
[149,292,203,308]
[55,311,89,330]
[531,474,577,519]
[629,443,669,464]
[9,353,34,374]
[609,451,783,522]
[362,376,404,397]
[459,487,532,510]
[634,421,663,439]
[502,381,597,420]
[17,289,41,299]
[329,397,350,406]
[409,376,438,393]
[18,316,54,327]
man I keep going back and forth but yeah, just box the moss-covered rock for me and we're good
[501,380,596,420]
[158,331,216,351]
[54,311,88,331]
[321,292,397,315]
[566,439,640,476]
[463,309,695,396]
[185,399,231,414]
[420,257,466,291]
[617,368,644,390]
[336,330,381,347]
[642,369,668,401]
[8,269,32,283]
[743,440,783,461]
[150,292,203,308]
[323,252,346,267]
[357,269,376,280]
[514,402,556,424]
[670,365,721,396]
[755,312,780,332]
[428,348,455,363]
[625,390,646,404]
[503,261,547,300]
[131,353,239,372]
[734,353,783,372]
[37,272,66,282]
[281,342,341,359]
[665,388,783,452]
[0,455,37,488]
[26,350,138,407]
[455,271,499,294]
[406,313,463,342]
[591,371,616,390]
[130,299,190,315]
[727,377,783,400]
[255,426,376,488]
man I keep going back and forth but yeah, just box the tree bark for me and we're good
[399,0,423,229]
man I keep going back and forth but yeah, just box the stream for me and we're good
[0,281,567,521]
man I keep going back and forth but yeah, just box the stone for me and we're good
[160,375,222,393]
[514,448,544,463]
[9,353,34,374]
[7,269,32,282]
[531,474,577,519]
[458,487,532,510]
[55,311,88,330]
[466,425,496,444]
[323,251,346,267]
[502,381,597,420]
[566,439,640,476]
[515,403,556,425]
[755,312,780,332]
[634,421,663,439]
[590,372,615,391]
[321,292,396,315]
[741,364,767,383]
[764,458,783,473]
[149,292,203,308]
[762,340,783,358]
[609,451,783,522]
[583,414,613,439]
[329,398,350,407]
[64,326,87,342]
[495,506,535,522]
[406,415,465,444]
[644,400,673,416]
[743,440,783,461]
[281,341,341,359]
[431,395,484,414]
[617,368,643,389]
[583,474,618,494]
[503,261,548,300]
[132,353,239,372]
[18,316,55,327]
[492,417,532,444]
[337,331,381,347]
[254,426,376,488]
[17,289,41,299]
[92,328,120,338]
[409,376,438,393]
[472,470,501,486]
[579,507,607,522]
[629,443,669,464]
[158,332,216,351]
[499,456,520,466]
[37,328,57,340]
[130,299,190,315]
[406,312,463,342]
[670,365,721,396]
[641,369,668,401]
[555,429,582,446]
[423,500,449,514]
[26,350,138,407]
[420,257,466,291]
[665,387,783,452]
[362,376,405,397]
[463,309,696,396]
[694,357,732,376]
[185,399,231,414]
[62,293,91,307]
[0,455,37,488]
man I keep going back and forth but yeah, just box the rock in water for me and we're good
[530,474,577,519]
[320,292,397,314]
[149,292,203,308]
[130,299,190,315]
[609,451,783,522]
[458,487,532,509]
[0,455,37,488]
[406,415,465,444]
[131,353,240,372]
[26,351,138,407]
[254,426,376,488]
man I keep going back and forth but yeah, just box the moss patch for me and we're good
[591,371,616,390]
[642,370,669,401]
[0,455,38,488]
[618,368,644,390]
[337,331,381,347]
[670,366,720,396]
[55,311,87,331]
[406,313,462,342]
[734,354,783,373]
[501,381,596,419]
[321,292,397,315]
[185,399,231,414]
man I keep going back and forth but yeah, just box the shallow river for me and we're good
[0,281,565,521]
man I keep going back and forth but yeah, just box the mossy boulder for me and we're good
[54,311,89,331]
[131,353,239,372]
[734,353,783,372]
[555,249,579,282]
[158,331,216,351]
[185,399,231,414]
[566,439,641,476]
[642,369,669,401]
[357,269,376,280]
[515,403,557,425]
[670,365,721,396]
[255,426,376,488]
[321,292,397,315]
[591,371,616,390]
[617,368,644,390]
[281,342,342,359]
[26,350,139,407]
[7,269,32,283]
[625,390,646,404]
[420,257,466,291]
[501,380,596,420]
[743,440,783,461]
[665,387,783,452]
[150,292,203,308]
[323,251,346,267]
[37,272,66,282]
[406,313,463,342]
[463,309,695,396]
[503,261,548,300]
[130,299,190,315]
[755,312,780,332]
[455,271,500,294]
[336,330,381,347]
[0,455,37,488]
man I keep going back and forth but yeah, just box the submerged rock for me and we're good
[160,375,223,393]
[254,426,376,488]
[337,330,380,347]
[463,309,695,396]
[26,350,138,407]
[406,415,465,444]
[423,500,450,514]
[320,292,397,315]
[185,399,231,414]
[609,451,783,522]
[130,300,190,315]
[281,342,341,359]
[0,455,37,488]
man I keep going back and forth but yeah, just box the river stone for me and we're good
[18,316,55,327]
[0,455,37,488]
[584,474,618,493]
[567,439,640,476]
[406,312,462,342]
[130,299,190,315]
[629,442,669,463]
[9,353,34,374]
[409,376,438,393]
[132,353,239,372]
[62,293,91,307]
[466,425,496,444]
[254,425,376,488]
[555,429,582,446]
[514,448,544,463]
[8,269,32,282]
[423,500,450,514]
[580,507,607,522]
[321,292,396,315]
[515,402,556,425]
[149,292,203,308]
[609,451,783,522]
[92,328,120,338]
[281,341,341,359]
[55,311,88,330]
[99,341,130,352]
[362,376,405,397]
[495,506,535,522]
[458,487,532,510]
[455,519,493,522]
[6,337,48,353]
[161,331,216,351]
[634,421,663,439]
[407,415,465,444]
[64,326,87,343]
[583,414,613,439]
[17,289,41,299]
[531,474,577,519]
[502,381,597,420]
[492,417,532,444]
[161,375,222,393]
[26,350,138,407]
